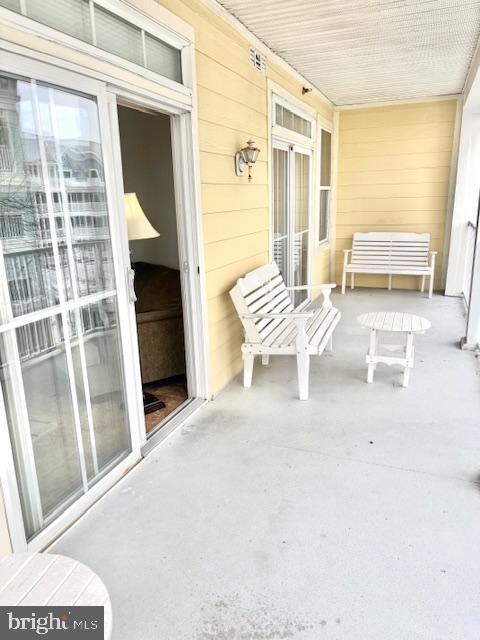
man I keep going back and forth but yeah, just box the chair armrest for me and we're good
[343,249,352,254]
[429,251,438,255]
[286,283,336,291]
[241,312,314,320]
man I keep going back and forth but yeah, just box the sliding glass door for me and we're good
[273,140,312,306]
[0,72,135,542]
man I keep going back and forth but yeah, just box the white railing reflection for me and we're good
[5,240,114,359]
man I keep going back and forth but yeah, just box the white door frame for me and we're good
[107,87,210,446]
[0,52,143,552]
[0,14,209,549]
[269,87,315,303]
[271,138,314,303]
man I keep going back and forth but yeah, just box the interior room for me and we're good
[117,104,188,434]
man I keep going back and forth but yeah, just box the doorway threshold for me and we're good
[141,397,206,457]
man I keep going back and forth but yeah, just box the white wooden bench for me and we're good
[230,262,341,400]
[342,232,437,298]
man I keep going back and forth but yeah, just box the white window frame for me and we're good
[0,1,209,551]
[0,0,191,98]
[317,125,333,247]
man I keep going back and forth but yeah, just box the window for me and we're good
[0,0,183,84]
[318,129,331,244]
[89,169,99,178]
[275,103,312,138]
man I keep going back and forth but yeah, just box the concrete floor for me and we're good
[53,289,480,640]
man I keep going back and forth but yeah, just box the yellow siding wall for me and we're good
[336,100,457,290]
[158,0,334,394]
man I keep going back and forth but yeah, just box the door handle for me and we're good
[127,266,137,303]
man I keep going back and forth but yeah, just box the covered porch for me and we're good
[52,288,480,639]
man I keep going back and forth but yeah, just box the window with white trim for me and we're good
[318,129,331,244]
[0,0,183,84]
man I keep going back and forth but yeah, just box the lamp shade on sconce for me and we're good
[124,193,160,241]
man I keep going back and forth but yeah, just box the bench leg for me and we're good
[351,273,355,290]
[262,355,269,366]
[296,351,310,400]
[243,354,254,387]
[342,269,347,294]
[428,273,434,299]
[388,274,392,291]
[420,275,426,292]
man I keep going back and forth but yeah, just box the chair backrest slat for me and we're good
[351,232,430,267]
[230,262,293,344]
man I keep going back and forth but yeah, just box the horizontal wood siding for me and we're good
[159,0,333,394]
[336,100,457,291]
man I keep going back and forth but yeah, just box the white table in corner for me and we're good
[357,311,431,387]
[0,552,112,639]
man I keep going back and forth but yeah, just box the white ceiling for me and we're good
[216,0,480,105]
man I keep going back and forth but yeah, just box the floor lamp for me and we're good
[124,192,165,414]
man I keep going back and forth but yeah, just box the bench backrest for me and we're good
[230,262,294,344]
[351,232,430,268]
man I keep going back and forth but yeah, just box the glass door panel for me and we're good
[293,151,310,306]
[272,142,311,307]
[0,72,132,542]
[273,146,289,280]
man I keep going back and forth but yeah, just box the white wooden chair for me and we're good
[342,232,437,298]
[230,262,341,400]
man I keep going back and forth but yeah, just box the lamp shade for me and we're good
[124,193,160,241]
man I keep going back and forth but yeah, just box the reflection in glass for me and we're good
[0,74,131,542]
[70,298,130,482]
[0,316,83,540]
[320,130,332,186]
[0,74,114,317]
[319,190,330,243]
[293,233,309,307]
[294,152,309,233]
[273,147,289,280]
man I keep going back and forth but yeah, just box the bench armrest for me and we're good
[430,251,438,255]
[343,249,352,254]
[241,312,314,320]
[286,283,336,291]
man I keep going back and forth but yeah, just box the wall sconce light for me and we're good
[235,139,260,182]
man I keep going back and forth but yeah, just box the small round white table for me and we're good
[0,552,112,639]
[357,311,431,387]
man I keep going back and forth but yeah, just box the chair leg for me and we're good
[327,335,333,352]
[243,354,254,387]
[420,275,426,292]
[342,269,347,294]
[296,351,310,400]
[351,273,355,289]
[388,274,392,291]
[429,274,434,299]
[262,355,269,366]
